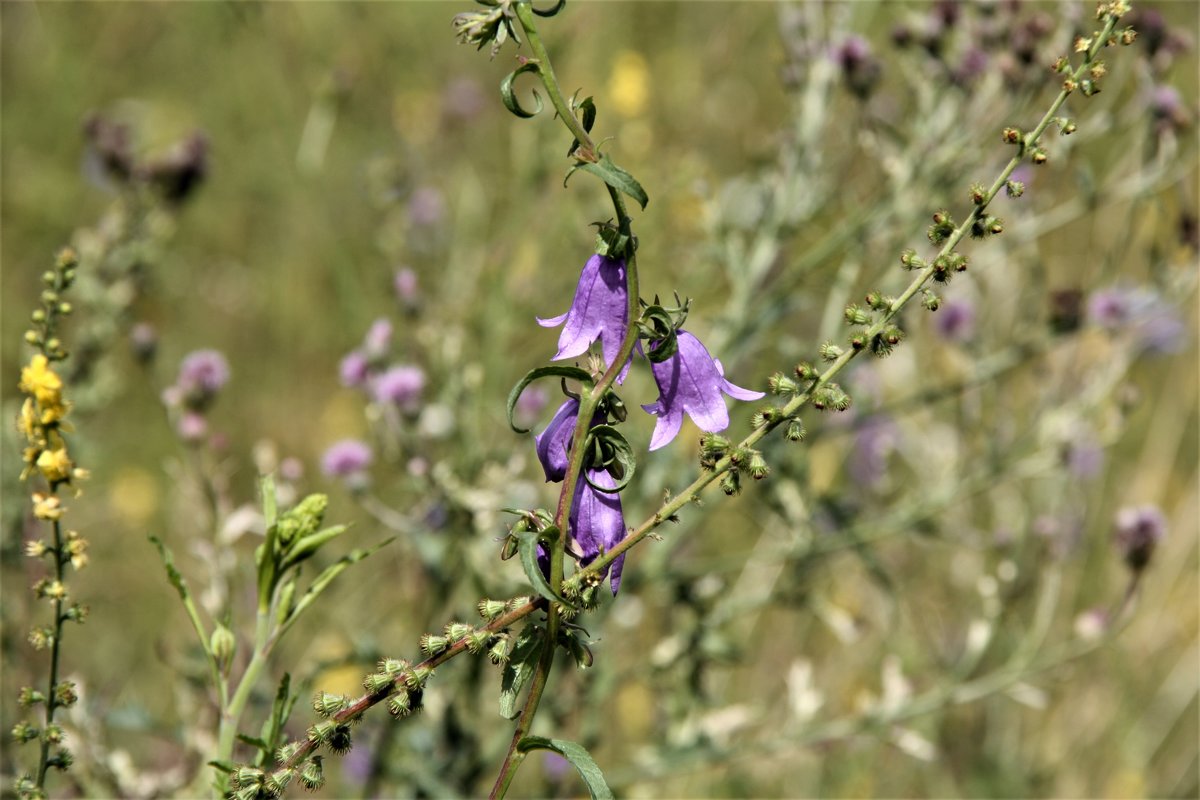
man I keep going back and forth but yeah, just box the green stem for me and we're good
[490,6,641,797]
[35,518,66,789]
[568,11,1122,588]
[213,610,272,798]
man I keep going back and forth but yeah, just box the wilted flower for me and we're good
[538,254,630,379]
[833,35,881,98]
[372,365,426,411]
[1114,504,1167,571]
[321,439,373,481]
[642,330,764,451]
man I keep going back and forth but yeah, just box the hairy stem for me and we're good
[35,518,66,789]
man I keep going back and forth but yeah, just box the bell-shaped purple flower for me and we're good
[538,254,629,379]
[641,330,764,451]
[570,468,627,595]
[532,399,628,594]
[534,398,579,482]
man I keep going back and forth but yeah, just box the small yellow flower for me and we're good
[25,540,48,558]
[17,398,38,439]
[37,447,74,484]
[67,532,88,570]
[19,355,63,408]
[42,580,67,601]
[38,399,71,427]
[32,493,64,521]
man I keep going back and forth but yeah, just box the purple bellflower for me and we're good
[538,254,630,380]
[641,330,764,451]
[533,399,628,594]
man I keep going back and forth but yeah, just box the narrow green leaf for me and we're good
[576,155,649,210]
[517,528,577,610]
[507,365,593,433]
[568,95,596,157]
[276,539,394,642]
[256,672,293,768]
[257,476,280,611]
[499,625,544,719]
[501,63,544,119]
[280,524,351,571]
[148,535,188,598]
[237,734,268,751]
[517,736,614,800]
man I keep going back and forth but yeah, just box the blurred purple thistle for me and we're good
[176,349,230,410]
[339,351,369,387]
[372,365,426,411]
[641,330,764,451]
[321,439,373,485]
[934,297,976,343]
[1114,504,1167,571]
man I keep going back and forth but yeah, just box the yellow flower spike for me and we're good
[37,447,74,484]
[17,398,38,439]
[32,493,64,521]
[19,355,63,408]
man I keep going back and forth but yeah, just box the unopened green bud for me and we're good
[819,342,843,361]
[299,756,325,791]
[488,638,510,664]
[363,672,393,694]
[465,629,491,654]
[210,624,236,669]
[747,451,770,480]
[420,634,449,657]
[1005,180,1025,198]
[444,622,473,642]
[794,361,819,381]
[968,183,987,204]
[387,690,413,717]
[312,692,348,718]
[12,721,39,743]
[18,687,45,707]
[700,432,731,455]
[56,302,72,315]
[719,471,741,496]
[477,599,507,620]
[55,248,78,270]
[1002,126,1022,144]
[53,681,77,707]
[785,419,807,442]
[767,373,799,395]
[30,310,46,323]
[844,304,871,325]
[922,289,942,311]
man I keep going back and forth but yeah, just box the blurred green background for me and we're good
[2,2,1197,798]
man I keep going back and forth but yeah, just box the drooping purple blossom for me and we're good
[1114,504,1167,571]
[570,467,627,594]
[538,254,630,379]
[321,439,373,479]
[641,330,764,451]
[532,399,627,594]
[534,399,578,482]
[372,365,426,411]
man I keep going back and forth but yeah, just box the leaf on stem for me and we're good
[517,528,577,610]
[507,365,593,433]
[516,736,614,800]
[572,155,649,210]
[501,63,544,119]
[499,625,545,719]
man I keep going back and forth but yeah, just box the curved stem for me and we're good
[568,12,1122,588]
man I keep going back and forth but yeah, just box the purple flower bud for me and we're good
[934,297,976,343]
[363,318,393,360]
[394,267,419,307]
[177,349,230,409]
[1114,504,1167,571]
[642,330,764,451]
[177,411,208,444]
[538,254,630,380]
[372,365,426,411]
[321,439,373,480]
[339,351,369,388]
[129,322,158,364]
[407,186,445,228]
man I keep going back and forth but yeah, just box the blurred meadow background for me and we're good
[2,2,1197,798]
